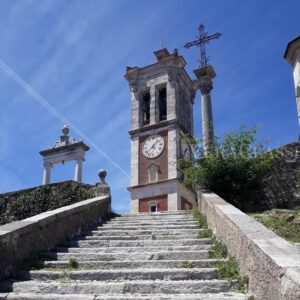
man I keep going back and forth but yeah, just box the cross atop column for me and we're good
[184,24,222,67]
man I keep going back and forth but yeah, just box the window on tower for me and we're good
[159,86,167,121]
[142,91,150,125]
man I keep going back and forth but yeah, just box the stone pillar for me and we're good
[150,85,156,125]
[43,162,52,185]
[74,158,83,182]
[193,65,216,154]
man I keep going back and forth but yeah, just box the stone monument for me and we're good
[39,125,89,185]
[284,35,300,135]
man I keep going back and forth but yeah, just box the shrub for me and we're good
[180,126,274,211]
[0,181,94,225]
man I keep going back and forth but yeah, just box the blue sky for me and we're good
[0,0,299,213]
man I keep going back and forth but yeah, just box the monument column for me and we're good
[194,65,216,153]
[284,36,300,134]
[74,157,83,182]
[43,161,52,185]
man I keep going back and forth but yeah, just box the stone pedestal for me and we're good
[95,169,111,197]
[194,65,216,154]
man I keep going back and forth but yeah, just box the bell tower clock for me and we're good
[125,48,197,213]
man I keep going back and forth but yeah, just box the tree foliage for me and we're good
[181,126,275,211]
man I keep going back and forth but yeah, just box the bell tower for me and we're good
[125,48,197,213]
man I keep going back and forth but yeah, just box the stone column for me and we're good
[193,65,216,154]
[74,158,83,182]
[150,85,156,125]
[43,161,52,185]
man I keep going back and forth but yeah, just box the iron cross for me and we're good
[184,24,222,67]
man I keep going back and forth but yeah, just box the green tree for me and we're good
[181,126,274,211]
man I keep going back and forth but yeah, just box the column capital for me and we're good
[43,161,53,168]
[193,65,216,95]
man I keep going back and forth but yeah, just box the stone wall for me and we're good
[198,191,300,300]
[262,141,300,209]
[0,195,111,280]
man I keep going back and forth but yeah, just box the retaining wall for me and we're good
[198,191,300,300]
[0,195,111,279]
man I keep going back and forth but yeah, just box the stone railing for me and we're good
[198,191,300,300]
[0,195,111,280]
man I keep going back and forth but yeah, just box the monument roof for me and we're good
[284,36,300,64]
[39,125,89,157]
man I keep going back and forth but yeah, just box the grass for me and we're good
[68,257,79,269]
[217,257,249,294]
[249,207,300,243]
[192,208,208,228]
[181,261,193,268]
[102,255,115,261]
[208,239,228,259]
[192,208,213,239]
[200,228,213,238]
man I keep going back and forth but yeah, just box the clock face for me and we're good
[181,140,191,160]
[142,135,165,159]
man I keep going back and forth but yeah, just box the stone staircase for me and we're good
[0,211,249,299]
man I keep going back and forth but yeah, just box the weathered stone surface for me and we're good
[261,142,300,210]
[0,195,111,279]
[0,211,249,299]
[198,191,300,300]
[0,292,249,300]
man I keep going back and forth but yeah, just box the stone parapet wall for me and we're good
[0,195,111,280]
[198,191,300,300]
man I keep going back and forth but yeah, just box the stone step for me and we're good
[2,279,238,295]
[74,234,200,241]
[0,293,250,300]
[79,229,202,236]
[114,216,194,221]
[40,259,225,270]
[66,238,211,248]
[20,268,218,281]
[106,220,197,225]
[54,245,211,253]
[98,224,200,230]
[46,250,210,261]
[111,214,193,220]
[120,211,192,216]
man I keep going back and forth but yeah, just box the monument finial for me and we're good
[62,125,69,136]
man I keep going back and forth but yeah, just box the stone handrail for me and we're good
[198,191,300,300]
[0,195,111,279]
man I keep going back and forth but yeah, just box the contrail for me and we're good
[0,59,130,178]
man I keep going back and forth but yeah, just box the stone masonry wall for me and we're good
[261,141,300,209]
[0,195,111,280]
[198,191,300,300]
